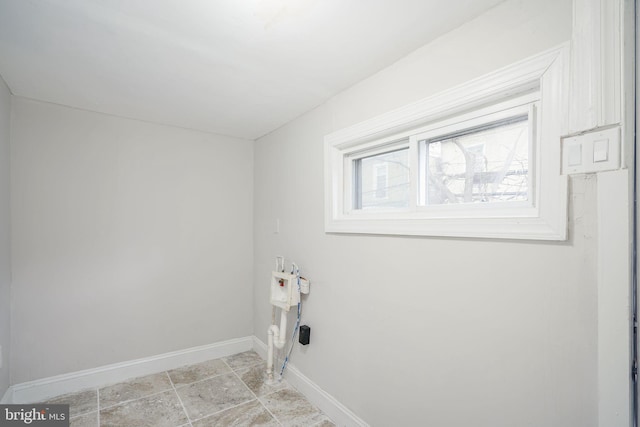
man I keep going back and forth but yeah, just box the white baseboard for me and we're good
[1,386,13,404]
[252,336,368,427]
[4,335,367,426]
[7,336,253,404]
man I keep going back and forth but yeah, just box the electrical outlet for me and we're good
[299,325,310,345]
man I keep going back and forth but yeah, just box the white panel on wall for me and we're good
[597,170,631,427]
[569,0,623,133]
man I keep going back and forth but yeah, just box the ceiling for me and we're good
[0,0,505,140]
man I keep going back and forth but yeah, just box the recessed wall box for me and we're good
[270,271,300,311]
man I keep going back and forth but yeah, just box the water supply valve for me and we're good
[267,259,311,383]
[299,277,310,294]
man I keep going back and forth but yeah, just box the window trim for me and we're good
[324,44,569,240]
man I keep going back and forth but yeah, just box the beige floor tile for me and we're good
[313,418,336,427]
[47,389,98,418]
[176,372,254,420]
[237,363,288,397]
[191,399,279,427]
[260,388,326,427]
[37,352,333,427]
[69,411,98,427]
[222,351,263,370]
[99,389,188,427]
[99,372,173,408]
[168,358,231,387]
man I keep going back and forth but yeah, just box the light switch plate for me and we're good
[593,139,609,162]
[562,127,620,175]
[567,141,582,166]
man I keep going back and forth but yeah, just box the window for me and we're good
[354,147,409,209]
[325,45,569,240]
[417,107,532,207]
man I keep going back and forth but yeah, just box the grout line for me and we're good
[47,388,99,419]
[230,367,259,401]
[221,350,265,371]
[259,397,283,427]
[225,361,264,373]
[220,358,234,372]
[90,351,303,426]
[171,354,264,424]
[98,387,175,411]
[189,398,259,424]
[310,420,333,427]
[187,359,264,423]
[212,357,279,424]
[171,372,234,388]
[166,371,192,426]
[228,364,283,426]
[259,381,332,426]
[258,395,283,427]
[214,356,283,426]
[171,369,236,390]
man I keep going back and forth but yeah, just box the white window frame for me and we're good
[324,44,569,240]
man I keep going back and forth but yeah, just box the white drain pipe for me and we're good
[266,309,287,381]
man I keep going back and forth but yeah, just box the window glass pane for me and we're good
[354,148,409,209]
[421,115,529,205]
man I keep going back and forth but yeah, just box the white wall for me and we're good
[10,98,254,384]
[253,0,599,426]
[0,75,11,397]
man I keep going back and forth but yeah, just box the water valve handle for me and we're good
[299,278,310,294]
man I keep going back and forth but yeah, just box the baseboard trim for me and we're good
[1,386,13,404]
[7,336,253,404]
[252,336,368,427]
[5,335,367,426]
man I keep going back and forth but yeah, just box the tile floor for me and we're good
[41,351,335,427]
